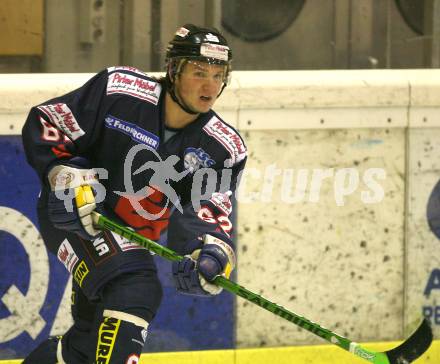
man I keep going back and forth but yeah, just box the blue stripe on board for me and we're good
[0,136,234,359]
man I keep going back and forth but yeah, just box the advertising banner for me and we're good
[0,135,234,359]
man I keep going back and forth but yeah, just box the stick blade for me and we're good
[385,318,433,364]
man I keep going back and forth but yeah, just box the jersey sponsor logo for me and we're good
[82,233,117,265]
[203,117,247,167]
[183,147,215,173]
[111,231,146,252]
[107,66,147,77]
[104,115,159,149]
[73,260,89,287]
[57,239,79,273]
[38,103,85,141]
[209,192,233,216]
[107,72,161,105]
[96,317,121,364]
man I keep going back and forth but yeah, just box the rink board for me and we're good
[0,135,234,358]
[1,340,439,364]
[1,70,440,359]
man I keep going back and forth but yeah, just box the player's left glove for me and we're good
[172,234,236,296]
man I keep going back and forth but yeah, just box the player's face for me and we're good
[176,61,227,113]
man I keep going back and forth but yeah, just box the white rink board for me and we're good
[1,69,440,349]
[406,129,440,336]
[236,128,405,346]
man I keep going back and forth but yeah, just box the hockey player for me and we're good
[21,23,246,363]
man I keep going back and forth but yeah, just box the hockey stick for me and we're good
[92,212,432,364]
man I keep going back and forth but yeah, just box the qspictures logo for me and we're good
[237,165,386,206]
[53,144,388,220]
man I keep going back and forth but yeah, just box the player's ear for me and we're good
[167,63,175,82]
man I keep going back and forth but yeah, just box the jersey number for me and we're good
[197,207,232,237]
[39,117,70,142]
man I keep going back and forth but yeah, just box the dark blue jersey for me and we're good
[22,66,247,254]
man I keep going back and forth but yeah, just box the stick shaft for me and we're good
[215,275,351,347]
[93,212,387,363]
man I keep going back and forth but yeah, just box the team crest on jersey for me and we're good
[104,115,159,149]
[38,103,85,141]
[202,117,247,167]
[107,72,161,105]
[183,147,215,173]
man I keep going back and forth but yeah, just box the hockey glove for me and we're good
[172,234,236,296]
[47,157,104,240]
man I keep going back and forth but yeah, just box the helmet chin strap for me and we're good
[168,82,199,115]
[168,80,228,116]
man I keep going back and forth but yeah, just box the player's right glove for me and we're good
[47,157,104,240]
[172,234,236,296]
